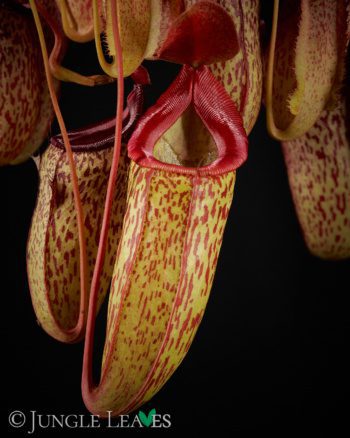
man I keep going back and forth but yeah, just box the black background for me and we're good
[1,11,350,437]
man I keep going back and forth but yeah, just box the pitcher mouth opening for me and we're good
[128,65,248,177]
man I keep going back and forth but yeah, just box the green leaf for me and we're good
[138,409,156,427]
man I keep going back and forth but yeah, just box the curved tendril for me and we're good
[59,0,95,43]
[35,0,112,86]
[29,0,88,343]
[82,0,124,399]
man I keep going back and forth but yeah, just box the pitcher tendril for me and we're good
[2,0,349,417]
[29,0,88,343]
[82,0,125,405]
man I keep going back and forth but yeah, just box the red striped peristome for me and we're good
[129,65,247,174]
[186,0,262,135]
[26,82,146,343]
[82,64,248,415]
